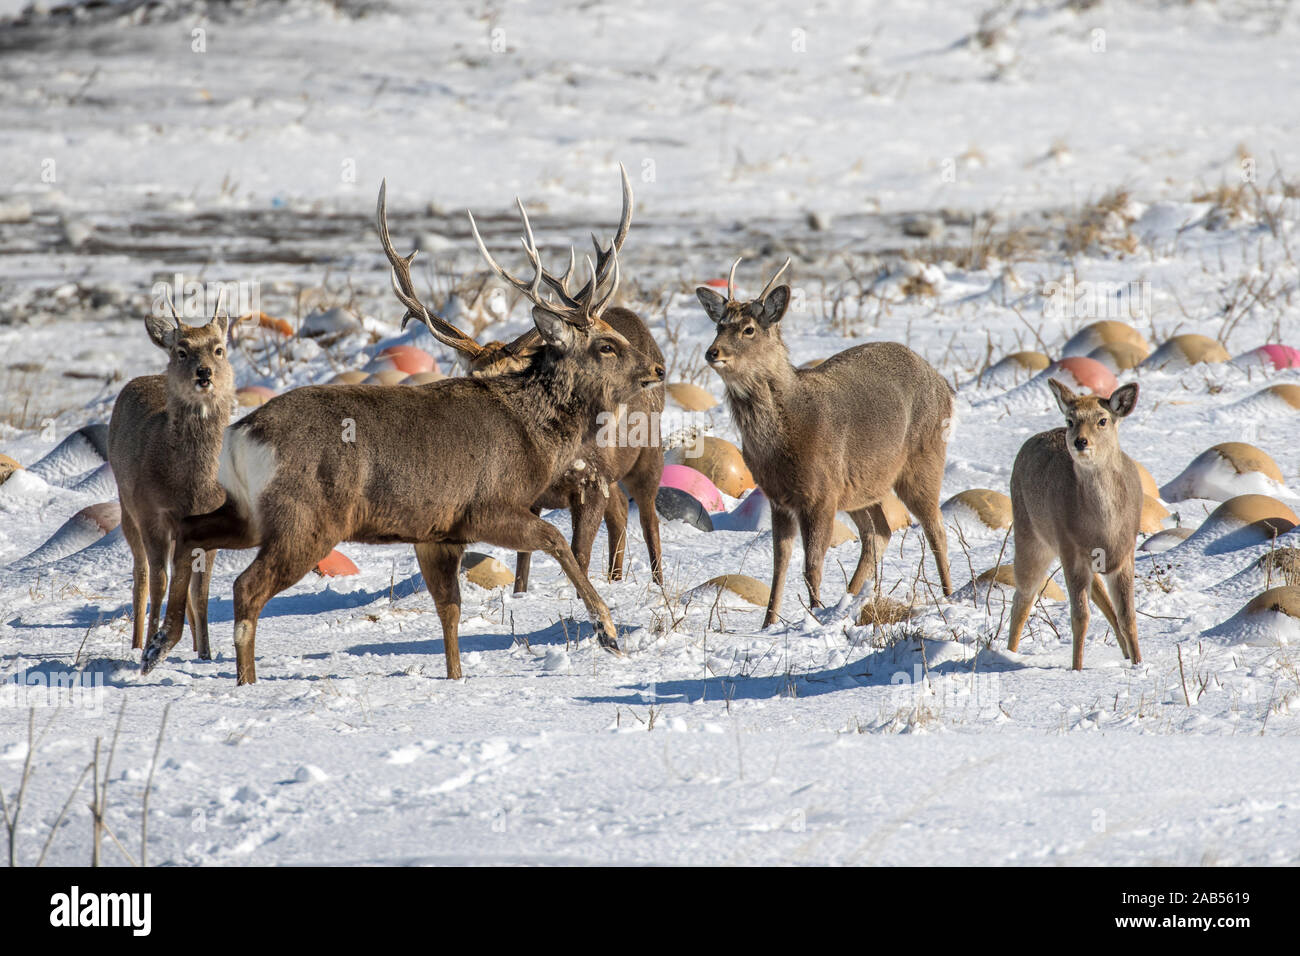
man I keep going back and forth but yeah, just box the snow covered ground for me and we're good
[2,0,1299,866]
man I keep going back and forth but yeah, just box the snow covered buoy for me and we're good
[404,371,446,385]
[366,370,410,386]
[1139,527,1194,552]
[1159,443,1290,502]
[1142,334,1230,371]
[975,565,1066,601]
[462,552,514,589]
[331,371,369,385]
[1186,494,1298,554]
[1235,344,1300,371]
[17,501,121,568]
[0,453,20,485]
[687,574,770,608]
[1140,495,1171,533]
[1204,586,1300,647]
[941,488,1013,535]
[1045,357,1118,398]
[1062,321,1149,359]
[1087,342,1148,372]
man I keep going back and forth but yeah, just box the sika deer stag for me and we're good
[377,165,664,591]
[696,260,954,626]
[1007,379,1142,669]
[142,181,664,684]
[108,297,234,659]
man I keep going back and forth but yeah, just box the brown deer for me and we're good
[696,260,954,626]
[108,297,233,659]
[1007,379,1142,669]
[377,165,663,592]
[141,177,664,684]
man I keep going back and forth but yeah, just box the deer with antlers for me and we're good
[142,172,664,684]
[696,260,954,626]
[378,164,664,591]
[108,295,234,659]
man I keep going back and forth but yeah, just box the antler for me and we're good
[468,178,624,328]
[724,256,791,302]
[376,180,486,359]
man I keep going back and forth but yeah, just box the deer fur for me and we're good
[107,304,233,658]
[141,180,663,685]
[1007,379,1142,669]
[696,260,954,626]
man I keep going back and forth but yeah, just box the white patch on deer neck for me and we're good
[218,429,277,533]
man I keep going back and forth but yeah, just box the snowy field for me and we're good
[2,0,1300,866]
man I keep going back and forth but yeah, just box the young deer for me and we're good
[1007,379,1142,669]
[696,261,954,626]
[142,177,664,685]
[378,166,664,591]
[108,299,233,659]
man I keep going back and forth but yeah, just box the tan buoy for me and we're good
[665,382,719,411]
[1160,442,1287,502]
[404,371,446,385]
[881,491,912,532]
[1134,461,1158,500]
[977,565,1066,601]
[1143,334,1230,370]
[0,453,21,485]
[1242,586,1300,619]
[665,436,754,497]
[1140,495,1170,533]
[235,385,275,407]
[1262,384,1300,410]
[331,370,369,385]
[830,518,857,547]
[1063,321,1150,358]
[462,552,514,589]
[690,573,770,607]
[367,370,410,386]
[1201,495,1298,545]
[941,488,1012,530]
[1088,341,1148,372]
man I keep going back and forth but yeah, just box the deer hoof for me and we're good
[139,631,168,675]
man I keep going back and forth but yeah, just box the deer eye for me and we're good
[1066,419,1075,428]
[742,325,756,337]
[599,343,616,356]
[214,347,224,357]
[176,349,188,360]
[1098,418,1108,427]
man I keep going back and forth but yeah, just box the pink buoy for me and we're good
[661,464,727,513]
[379,345,438,375]
[1047,356,1118,398]
[703,278,729,289]
[1253,344,1300,371]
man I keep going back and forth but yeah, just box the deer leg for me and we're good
[764,507,797,627]
[624,452,664,586]
[413,542,467,679]
[120,510,149,650]
[569,492,605,577]
[474,508,621,652]
[894,471,953,597]
[186,549,217,660]
[846,503,891,596]
[1106,563,1141,664]
[229,537,334,685]
[797,504,836,611]
[512,504,542,594]
[601,487,629,581]
[1062,560,1093,671]
[141,502,256,676]
[1089,573,1128,659]
[1008,528,1053,653]
[142,533,171,651]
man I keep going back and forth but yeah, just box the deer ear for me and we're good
[144,313,178,351]
[531,305,581,353]
[1047,377,1076,417]
[1104,382,1139,418]
[695,287,728,324]
[754,285,791,327]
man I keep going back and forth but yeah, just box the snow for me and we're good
[2,0,1300,866]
